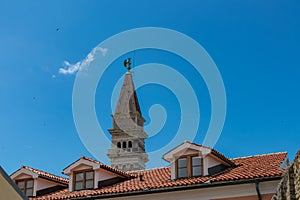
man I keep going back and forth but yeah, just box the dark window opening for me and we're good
[122,141,127,148]
[128,141,132,148]
[117,142,121,148]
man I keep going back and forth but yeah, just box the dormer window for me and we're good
[192,156,203,176]
[74,170,94,191]
[63,156,130,192]
[164,141,236,180]
[177,158,187,178]
[176,156,203,178]
[16,179,34,196]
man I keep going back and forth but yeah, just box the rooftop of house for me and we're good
[63,156,131,178]
[30,151,287,200]
[12,166,69,185]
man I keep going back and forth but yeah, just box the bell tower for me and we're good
[107,58,148,171]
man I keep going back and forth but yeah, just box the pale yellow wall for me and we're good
[212,194,274,200]
[0,173,24,200]
[96,181,278,200]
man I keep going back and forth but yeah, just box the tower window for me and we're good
[128,141,132,148]
[122,141,127,148]
[117,142,121,148]
[16,179,34,196]
[74,170,94,191]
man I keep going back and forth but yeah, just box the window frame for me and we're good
[16,178,34,197]
[175,154,203,179]
[73,170,94,191]
[176,157,188,178]
[191,156,203,177]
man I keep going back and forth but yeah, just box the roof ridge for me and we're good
[80,156,102,164]
[128,166,170,173]
[79,156,131,177]
[182,141,236,166]
[231,151,288,160]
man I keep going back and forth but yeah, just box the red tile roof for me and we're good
[81,156,131,177]
[21,166,68,185]
[64,156,131,178]
[184,141,236,166]
[31,152,287,200]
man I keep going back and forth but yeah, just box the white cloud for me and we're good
[59,46,108,75]
[99,47,108,56]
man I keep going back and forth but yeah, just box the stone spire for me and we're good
[107,59,148,171]
[114,72,142,116]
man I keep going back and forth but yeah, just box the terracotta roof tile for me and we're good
[32,152,287,200]
[80,156,131,178]
[171,141,236,166]
[22,166,68,184]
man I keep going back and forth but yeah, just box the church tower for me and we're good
[107,58,148,171]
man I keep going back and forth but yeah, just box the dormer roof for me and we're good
[163,141,236,167]
[11,166,68,185]
[63,156,130,178]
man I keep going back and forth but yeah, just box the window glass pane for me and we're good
[178,167,187,178]
[192,166,202,176]
[75,172,84,181]
[75,181,83,190]
[26,180,33,188]
[17,181,24,188]
[86,171,94,180]
[85,180,93,189]
[178,158,187,168]
[25,188,33,196]
[192,157,202,166]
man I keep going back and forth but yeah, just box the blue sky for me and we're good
[1,0,299,176]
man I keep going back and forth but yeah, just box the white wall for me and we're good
[13,174,32,180]
[203,154,222,175]
[35,178,59,193]
[94,168,121,189]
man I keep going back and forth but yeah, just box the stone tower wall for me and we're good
[272,150,300,200]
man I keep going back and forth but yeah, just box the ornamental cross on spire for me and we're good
[124,58,131,71]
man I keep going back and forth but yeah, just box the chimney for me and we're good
[139,174,144,181]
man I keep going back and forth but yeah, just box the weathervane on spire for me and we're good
[124,58,131,72]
